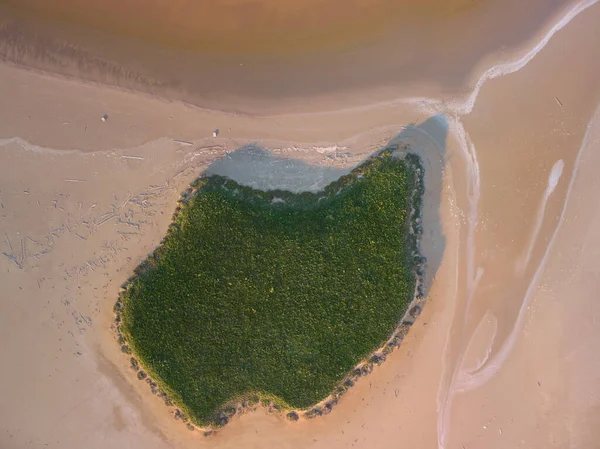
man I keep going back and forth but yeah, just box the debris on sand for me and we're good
[2,252,23,269]
[101,114,109,122]
[171,139,194,146]
[554,97,565,109]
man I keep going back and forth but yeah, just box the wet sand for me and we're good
[1,1,600,448]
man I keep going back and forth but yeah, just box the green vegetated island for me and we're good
[115,149,425,428]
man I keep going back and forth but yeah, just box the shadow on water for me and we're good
[390,114,448,299]
[203,114,447,300]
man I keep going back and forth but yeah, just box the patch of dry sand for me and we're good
[1,1,600,448]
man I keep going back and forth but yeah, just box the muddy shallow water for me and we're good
[0,0,572,112]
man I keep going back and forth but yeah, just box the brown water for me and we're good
[4,0,478,54]
[0,0,571,113]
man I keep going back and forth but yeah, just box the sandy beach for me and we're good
[1,1,600,448]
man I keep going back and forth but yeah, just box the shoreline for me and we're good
[0,0,576,116]
[0,1,594,157]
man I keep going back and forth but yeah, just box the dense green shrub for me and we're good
[120,151,420,425]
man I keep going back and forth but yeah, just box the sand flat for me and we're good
[1,1,600,448]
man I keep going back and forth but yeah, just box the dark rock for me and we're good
[286,411,299,422]
[305,408,323,419]
[213,415,229,427]
[393,334,404,347]
[409,305,422,319]
[323,402,335,415]
[270,403,282,412]
[335,385,347,396]
[370,353,386,366]
[222,405,236,418]
[383,343,394,355]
